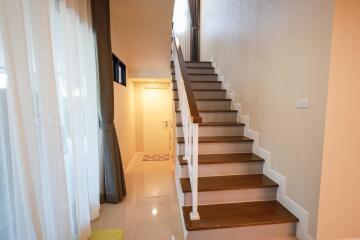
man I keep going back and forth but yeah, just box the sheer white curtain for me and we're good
[49,0,100,229]
[0,0,99,239]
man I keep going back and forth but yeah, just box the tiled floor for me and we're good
[91,154,185,240]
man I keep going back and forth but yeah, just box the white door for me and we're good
[142,87,170,154]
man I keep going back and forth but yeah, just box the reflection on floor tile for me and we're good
[91,154,184,240]
[143,154,170,161]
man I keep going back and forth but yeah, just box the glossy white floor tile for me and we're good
[91,154,185,240]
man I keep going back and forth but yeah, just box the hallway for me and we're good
[91,155,184,240]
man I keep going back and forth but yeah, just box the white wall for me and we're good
[114,81,136,169]
[317,0,360,239]
[133,81,170,152]
[110,0,174,78]
[200,1,333,238]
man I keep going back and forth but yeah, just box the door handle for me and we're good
[162,121,168,128]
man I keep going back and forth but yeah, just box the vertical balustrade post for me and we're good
[187,118,192,164]
[189,123,200,220]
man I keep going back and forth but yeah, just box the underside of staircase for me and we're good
[171,61,299,240]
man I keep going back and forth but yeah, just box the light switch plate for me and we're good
[296,98,309,109]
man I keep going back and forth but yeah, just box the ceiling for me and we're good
[109,0,175,79]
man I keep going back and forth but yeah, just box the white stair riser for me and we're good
[173,82,222,90]
[180,162,263,177]
[176,112,238,123]
[173,90,226,99]
[183,188,277,206]
[187,223,297,240]
[178,142,253,154]
[189,75,218,81]
[185,62,212,68]
[177,125,244,137]
[175,100,231,111]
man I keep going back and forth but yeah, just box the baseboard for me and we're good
[125,152,143,172]
[210,56,314,240]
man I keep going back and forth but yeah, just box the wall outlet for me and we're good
[296,98,309,109]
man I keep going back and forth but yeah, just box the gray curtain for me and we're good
[91,0,126,203]
[188,0,200,61]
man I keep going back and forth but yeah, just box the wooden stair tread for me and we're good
[185,61,212,63]
[183,201,298,231]
[178,153,263,165]
[181,174,278,192]
[189,73,218,76]
[176,122,244,127]
[171,66,215,69]
[186,66,215,69]
[187,66,214,69]
[171,72,218,76]
[177,136,253,144]
[175,110,237,113]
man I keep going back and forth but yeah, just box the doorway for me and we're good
[142,86,170,155]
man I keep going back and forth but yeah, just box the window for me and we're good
[112,54,126,86]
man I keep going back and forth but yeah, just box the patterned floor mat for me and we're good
[142,154,170,161]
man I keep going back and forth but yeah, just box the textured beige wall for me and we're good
[133,81,170,152]
[109,0,174,78]
[317,1,360,239]
[114,81,136,169]
[200,0,333,237]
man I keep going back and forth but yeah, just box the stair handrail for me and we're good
[173,38,202,123]
[172,36,201,220]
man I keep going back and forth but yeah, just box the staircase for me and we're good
[171,57,299,240]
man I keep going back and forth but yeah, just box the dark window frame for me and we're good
[112,54,126,87]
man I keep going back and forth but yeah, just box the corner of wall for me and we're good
[211,56,314,240]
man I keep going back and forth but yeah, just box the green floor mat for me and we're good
[91,229,123,240]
